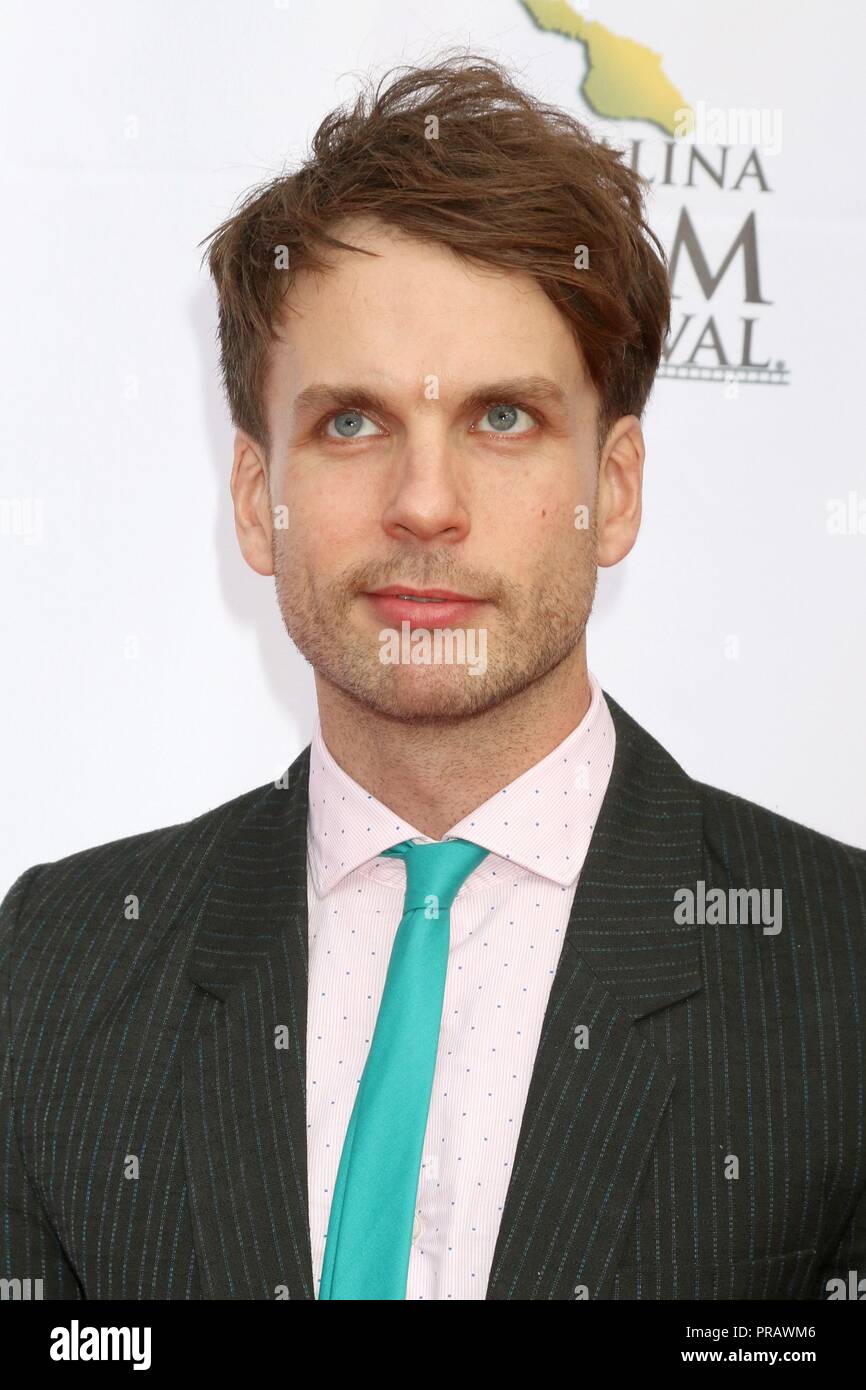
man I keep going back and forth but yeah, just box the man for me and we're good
[2,56,864,1302]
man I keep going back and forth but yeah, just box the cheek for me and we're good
[286,469,376,565]
[510,494,580,560]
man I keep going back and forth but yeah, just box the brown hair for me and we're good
[200,53,671,456]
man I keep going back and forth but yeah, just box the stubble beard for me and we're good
[272,528,598,725]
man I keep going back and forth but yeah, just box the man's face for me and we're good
[256,218,606,722]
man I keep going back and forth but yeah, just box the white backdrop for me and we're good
[2,0,864,890]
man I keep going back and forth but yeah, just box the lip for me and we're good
[362,586,487,629]
[367,586,480,601]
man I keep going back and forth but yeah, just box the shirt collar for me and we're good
[307,670,615,895]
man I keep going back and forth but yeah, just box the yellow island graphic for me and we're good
[521,0,691,135]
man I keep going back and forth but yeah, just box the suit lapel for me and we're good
[485,693,705,1299]
[181,752,315,1299]
[180,690,705,1301]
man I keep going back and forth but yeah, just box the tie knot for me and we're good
[382,837,489,914]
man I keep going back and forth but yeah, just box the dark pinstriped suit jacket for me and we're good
[2,691,865,1301]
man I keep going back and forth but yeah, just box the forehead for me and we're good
[266,217,588,401]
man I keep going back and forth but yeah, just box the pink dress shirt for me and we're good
[306,669,616,1299]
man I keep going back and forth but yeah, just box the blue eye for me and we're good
[326,410,382,439]
[476,403,535,434]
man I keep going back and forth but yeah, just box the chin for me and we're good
[345,665,503,723]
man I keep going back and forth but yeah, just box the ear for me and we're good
[230,430,274,577]
[595,415,645,568]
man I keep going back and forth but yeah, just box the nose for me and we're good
[381,437,471,546]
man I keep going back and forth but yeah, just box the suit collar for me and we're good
[181,690,704,1298]
[182,754,314,1298]
[185,760,311,1004]
[485,690,704,1298]
[560,690,704,1022]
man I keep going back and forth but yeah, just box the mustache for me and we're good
[341,558,510,603]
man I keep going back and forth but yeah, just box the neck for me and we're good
[314,642,592,840]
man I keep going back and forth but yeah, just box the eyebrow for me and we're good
[291,375,569,423]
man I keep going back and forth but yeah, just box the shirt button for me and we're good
[412,1214,422,1242]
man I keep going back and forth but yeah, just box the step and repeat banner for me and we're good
[2,0,864,883]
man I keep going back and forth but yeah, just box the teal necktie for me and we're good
[318,835,489,1300]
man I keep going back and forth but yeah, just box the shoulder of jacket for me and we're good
[692,775,866,880]
[0,753,313,960]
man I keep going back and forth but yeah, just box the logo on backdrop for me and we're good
[520,0,787,387]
